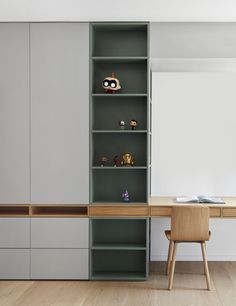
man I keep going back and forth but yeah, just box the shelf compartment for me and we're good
[92,133,147,167]
[92,61,147,94]
[92,96,147,130]
[91,243,146,250]
[91,218,147,247]
[92,130,148,133]
[0,205,29,217]
[92,167,147,170]
[92,169,147,203]
[92,94,147,97]
[31,205,88,217]
[92,57,148,62]
[90,250,147,280]
[92,24,147,57]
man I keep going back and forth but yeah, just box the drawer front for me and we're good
[150,207,171,217]
[209,207,221,217]
[31,249,88,279]
[222,208,236,217]
[0,218,30,248]
[31,218,89,248]
[90,206,149,217]
[0,249,30,279]
[150,206,221,217]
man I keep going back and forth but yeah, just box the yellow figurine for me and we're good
[121,153,134,167]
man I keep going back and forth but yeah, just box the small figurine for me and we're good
[100,156,108,167]
[113,155,120,167]
[122,190,130,202]
[102,72,121,94]
[118,120,125,129]
[121,153,134,167]
[130,119,137,130]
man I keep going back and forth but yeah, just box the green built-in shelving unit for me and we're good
[90,22,150,280]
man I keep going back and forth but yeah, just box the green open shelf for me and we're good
[92,61,147,94]
[91,219,147,246]
[92,132,147,167]
[92,23,148,57]
[92,95,148,130]
[92,169,147,203]
[90,250,147,280]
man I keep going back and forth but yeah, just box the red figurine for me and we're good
[113,155,120,167]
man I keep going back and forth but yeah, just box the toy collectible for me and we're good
[102,72,121,94]
[122,190,130,202]
[130,119,137,130]
[118,120,125,129]
[113,155,120,167]
[100,156,108,167]
[121,153,134,166]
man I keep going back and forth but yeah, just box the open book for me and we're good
[175,196,225,204]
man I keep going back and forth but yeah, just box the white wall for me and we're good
[151,72,236,260]
[1,0,236,22]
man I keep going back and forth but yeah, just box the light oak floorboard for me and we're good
[1,262,236,306]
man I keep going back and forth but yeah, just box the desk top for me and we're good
[149,196,236,208]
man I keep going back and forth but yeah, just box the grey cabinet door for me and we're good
[0,249,30,279]
[0,218,30,248]
[31,218,89,248]
[31,249,89,279]
[0,23,30,204]
[31,23,89,204]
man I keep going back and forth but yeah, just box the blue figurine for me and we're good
[122,190,130,202]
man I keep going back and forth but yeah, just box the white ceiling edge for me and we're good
[1,0,236,22]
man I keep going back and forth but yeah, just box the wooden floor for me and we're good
[0,262,236,306]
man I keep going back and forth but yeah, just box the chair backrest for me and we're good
[170,205,210,241]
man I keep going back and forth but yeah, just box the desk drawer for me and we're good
[209,207,221,217]
[90,206,149,217]
[222,208,236,217]
[150,207,171,217]
[150,206,221,217]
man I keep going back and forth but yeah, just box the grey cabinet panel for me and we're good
[0,218,30,248]
[31,218,89,248]
[0,249,30,279]
[0,23,30,204]
[31,249,89,279]
[31,23,89,204]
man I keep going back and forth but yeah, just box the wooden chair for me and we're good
[165,205,211,290]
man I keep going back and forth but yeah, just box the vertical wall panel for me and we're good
[31,23,89,204]
[0,23,30,204]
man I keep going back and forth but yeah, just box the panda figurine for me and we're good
[102,72,121,94]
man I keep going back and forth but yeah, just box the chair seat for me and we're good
[165,230,211,242]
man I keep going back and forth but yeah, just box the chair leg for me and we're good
[168,242,178,290]
[201,242,211,290]
[166,240,174,275]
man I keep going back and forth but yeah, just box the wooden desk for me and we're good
[150,197,236,218]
